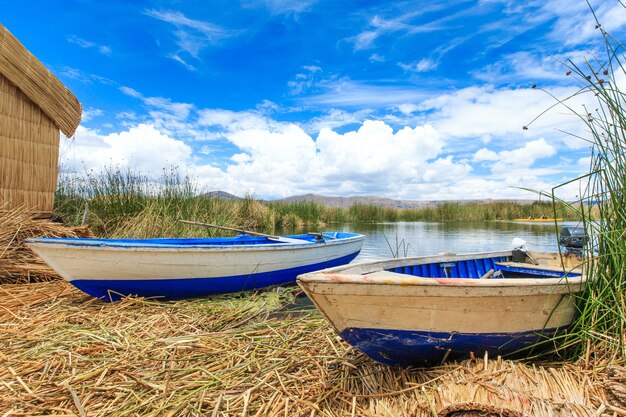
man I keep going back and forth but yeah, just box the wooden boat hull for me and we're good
[341,328,563,367]
[28,232,364,301]
[297,251,584,366]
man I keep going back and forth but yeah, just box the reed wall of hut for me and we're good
[0,74,60,215]
[0,24,81,217]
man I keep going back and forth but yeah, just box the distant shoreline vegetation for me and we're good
[54,168,576,238]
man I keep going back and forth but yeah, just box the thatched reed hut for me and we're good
[0,24,81,218]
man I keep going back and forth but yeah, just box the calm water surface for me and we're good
[307,221,578,261]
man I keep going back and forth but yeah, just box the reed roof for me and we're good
[0,24,81,137]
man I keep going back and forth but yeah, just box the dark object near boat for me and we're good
[511,249,527,262]
[559,226,586,251]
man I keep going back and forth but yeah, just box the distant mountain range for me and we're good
[203,191,243,201]
[204,191,537,209]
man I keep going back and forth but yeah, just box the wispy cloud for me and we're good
[302,79,433,107]
[353,11,445,50]
[54,65,115,85]
[349,2,475,51]
[144,9,236,69]
[399,35,471,73]
[288,65,323,95]
[473,50,591,83]
[248,0,317,15]
[399,58,437,73]
[118,86,201,140]
[81,108,104,122]
[480,1,626,50]
[67,35,95,48]
[540,0,626,46]
[352,14,447,50]
[119,87,194,121]
[369,53,385,63]
[67,35,112,56]
[167,53,197,72]
[417,84,585,143]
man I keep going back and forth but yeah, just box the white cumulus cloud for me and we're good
[60,124,193,174]
[473,138,557,179]
[473,148,500,162]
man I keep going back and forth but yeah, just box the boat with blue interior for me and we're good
[28,231,364,302]
[297,246,584,366]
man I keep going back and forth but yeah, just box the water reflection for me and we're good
[342,222,576,261]
[277,221,579,261]
[339,221,577,261]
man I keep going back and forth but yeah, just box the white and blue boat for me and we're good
[27,232,364,302]
[297,250,584,367]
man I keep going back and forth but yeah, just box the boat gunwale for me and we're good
[26,233,365,251]
[297,273,585,289]
[297,250,585,289]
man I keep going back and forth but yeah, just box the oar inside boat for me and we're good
[179,220,310,244]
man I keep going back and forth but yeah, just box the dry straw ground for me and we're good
[0,205,91,284]
[1,281,624,417]
[1,208,625,416]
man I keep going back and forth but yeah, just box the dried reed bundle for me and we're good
[602,366,626,412]
[0,283,613,417]
[0,205,91,283]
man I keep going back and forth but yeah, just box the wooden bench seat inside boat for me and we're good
[495,261,582,277]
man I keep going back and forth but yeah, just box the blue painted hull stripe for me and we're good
[71,252,360,302]
[340,326,568,367]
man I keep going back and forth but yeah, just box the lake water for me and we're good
[326,221,579,261]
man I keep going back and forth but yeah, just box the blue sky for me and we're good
[4,1,626,200]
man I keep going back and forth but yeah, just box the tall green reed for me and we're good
[529,8,626,364]
[383,234,414,258]
[55,166,236,237]
[570,23,626,363]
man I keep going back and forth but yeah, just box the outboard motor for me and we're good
[511,238,528,262]
[559,226,586,254]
